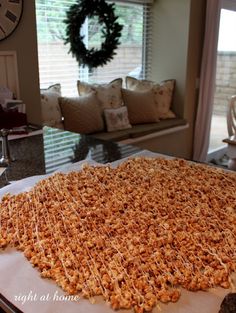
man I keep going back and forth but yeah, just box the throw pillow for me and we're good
[125,76,176,119]
[126,76,154,91]
[59,93,104,134]
[77,78,123,110]
[40,84,64,129]
[104,106,132,132]
[122,89,160,125]
[152,80,176,119]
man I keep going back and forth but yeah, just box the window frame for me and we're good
[35,0,152,94]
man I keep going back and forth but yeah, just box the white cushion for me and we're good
[40,84,64,129]
[77,78,123,110]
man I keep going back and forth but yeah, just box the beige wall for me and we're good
[147,0,205,159]
[151,0,190,117]
[0,1,41,125]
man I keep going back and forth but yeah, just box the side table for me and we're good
[0,126,45,188]
[223,135,236,171]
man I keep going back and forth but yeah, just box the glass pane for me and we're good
[209,9,236,151]
[35,0,145,95]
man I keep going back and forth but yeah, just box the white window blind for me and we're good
[114,0,154,4]
[36,0,153,96]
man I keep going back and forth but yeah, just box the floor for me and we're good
[208,114,230,168]
[209,114,228,152]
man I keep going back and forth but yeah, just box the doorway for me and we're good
[208,0,236,161]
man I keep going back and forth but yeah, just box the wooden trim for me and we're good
[0,51,20,99]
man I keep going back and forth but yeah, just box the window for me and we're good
[209,0,236,153]
[35,0,152,96]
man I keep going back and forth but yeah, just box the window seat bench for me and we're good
[91,118,188,145]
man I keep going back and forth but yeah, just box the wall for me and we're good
[214,52,236,115]
[151,0,190,118]
[147,0,205,159]
[0,1,41,125]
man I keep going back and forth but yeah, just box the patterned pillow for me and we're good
[122,89,160,125]
[152,80,176,119]
[59,93,104,134]
[126,76,154,91]
[125,76,176,119]
[104,106,132,132]
[77,78,123,110]
[40,84,64,129]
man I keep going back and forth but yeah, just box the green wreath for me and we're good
[64,0,123,69]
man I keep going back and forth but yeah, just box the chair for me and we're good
[227,95,236,137]
[224,96,236,170]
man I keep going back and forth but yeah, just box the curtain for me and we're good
[193,0,222,162]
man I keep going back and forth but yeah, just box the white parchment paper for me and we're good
[0,153,231,313]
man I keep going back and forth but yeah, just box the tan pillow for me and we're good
[125,77,176,119]
[40,84,64,129]
[122,89,160,125]
[59,94,104,134]
[77,78,123,110]
[104,107,132,132]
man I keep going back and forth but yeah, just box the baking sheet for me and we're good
[0,153,231,313]
[0,159,100,198]
[0,248,229,313]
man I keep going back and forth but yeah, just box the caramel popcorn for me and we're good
[0,157,236,313]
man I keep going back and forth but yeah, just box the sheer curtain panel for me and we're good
[193,0,222,161]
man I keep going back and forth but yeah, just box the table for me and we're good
[0,150,234,313]
[0,126,143,312]
[0,126,142,188]
[1,131,234,313]
[223,135,236,170]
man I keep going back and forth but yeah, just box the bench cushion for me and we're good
[129,118,187,138]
